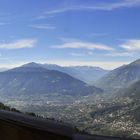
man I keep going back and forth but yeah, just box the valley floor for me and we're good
[1,94,140,139]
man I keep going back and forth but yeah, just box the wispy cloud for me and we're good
[106,51,133,57]
[35,0,140,20]
[34,15,55,20]
[105,39,140,56]
[70,52,85,56]
[52,38,140,57]
[120,39,140,51]
[70,51,94,56]
[30,24,55,30]
[44,0,140,15]
[0,39,37,49]
[51,41,114,51]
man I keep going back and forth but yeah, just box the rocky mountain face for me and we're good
[116,80,140,99]
[96,59,140,90]
[0,62,102,96]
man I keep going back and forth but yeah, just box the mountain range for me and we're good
[0,62,102,96]
[41,64,109,84]
[1,59,140,139]
[0,63,109,84]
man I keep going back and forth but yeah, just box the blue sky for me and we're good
[0,0,140,69]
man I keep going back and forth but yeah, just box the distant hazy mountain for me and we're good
[96,59,140,90]
[42,64,109,84]
[0,62,102,96]
[0,68,9,72]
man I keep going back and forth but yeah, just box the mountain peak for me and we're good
[21,62,41,68]
[4,62,48,73]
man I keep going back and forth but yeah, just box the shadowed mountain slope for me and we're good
[96,59,140,90]
[0,62,102,96]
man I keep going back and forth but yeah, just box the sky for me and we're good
[0,0,140,69]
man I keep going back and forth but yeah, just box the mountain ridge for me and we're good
[0,62,102,96]
[96,59,140,90]
[41,63,109,84]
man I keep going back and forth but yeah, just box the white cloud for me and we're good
[44,0,140,15]
[70,52,85,56]
[30,24,55,30]
[105,52,133,57]
[98,0,140,10]
[70,51,94,56]
[104,39,140,56]
[52,38,140,56]
[0,39,37,49]
[51,41,114,51]
[34,15,55,20]
[120,39,140,51]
